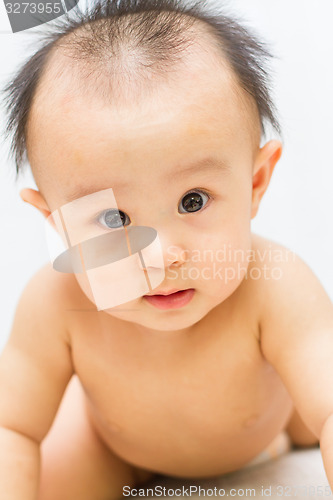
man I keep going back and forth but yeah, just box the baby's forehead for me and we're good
[28,73,260,196]
[30,26,261,145]
[26,27,262,197]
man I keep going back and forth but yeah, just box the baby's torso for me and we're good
[67,274,293,477]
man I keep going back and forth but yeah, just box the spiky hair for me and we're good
[1,0,281,176]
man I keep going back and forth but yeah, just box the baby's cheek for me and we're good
[195,232,251,299]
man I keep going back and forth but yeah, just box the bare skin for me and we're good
[1,31,333,500]
[34,235,319,500]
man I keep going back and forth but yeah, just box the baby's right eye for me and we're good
[98,209,131,229]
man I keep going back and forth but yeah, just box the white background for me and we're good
[0,0,332,351]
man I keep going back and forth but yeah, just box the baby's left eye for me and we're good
[178,190,211,214]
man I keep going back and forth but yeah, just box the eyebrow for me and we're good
[165,156,231,179]
[64,156,230,203]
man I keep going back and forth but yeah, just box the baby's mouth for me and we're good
[145,288,183,296]
[143,289,195,310]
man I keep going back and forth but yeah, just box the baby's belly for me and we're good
[84,373,293,478]
[74,304,293,478]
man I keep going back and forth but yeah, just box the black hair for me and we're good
[1,0,281,177]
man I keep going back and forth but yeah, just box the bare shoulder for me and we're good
[249,233,333,364]
[237,233,297,311]
[249,232,329,308]
[20,263,92,336]
[26,262,87,306]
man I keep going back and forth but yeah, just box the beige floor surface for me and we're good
[136,448,331,499]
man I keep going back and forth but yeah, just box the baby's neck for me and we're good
[132,321,197,341]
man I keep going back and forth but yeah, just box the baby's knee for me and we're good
[38,445,140,500]
[37,377,140,500]
[285,408,319,448]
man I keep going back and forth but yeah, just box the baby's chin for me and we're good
[102,287,232,333]
[107,310,203,333]
[100,291,199,331]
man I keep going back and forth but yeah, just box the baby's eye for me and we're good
[178,190,211,214]
[98,209,131,229]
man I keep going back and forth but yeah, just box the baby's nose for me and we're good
[123,223,186,271]
[138,241,186,271]
[164,244,187,269]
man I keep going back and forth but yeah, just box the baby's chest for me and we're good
[71,320,288,438]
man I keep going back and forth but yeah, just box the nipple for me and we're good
[243,414,259,428]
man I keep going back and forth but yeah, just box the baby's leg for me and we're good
[38,376,154,500]
[286,407,319,448]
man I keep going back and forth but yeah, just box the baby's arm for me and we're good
[0,266,74,499]
[259,251,333,488]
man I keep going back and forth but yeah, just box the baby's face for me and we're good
[27,56,271,333]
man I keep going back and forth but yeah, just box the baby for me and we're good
[1,0,333,499]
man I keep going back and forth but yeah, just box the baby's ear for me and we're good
[251,140,282,219]
[20,188,51,219]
